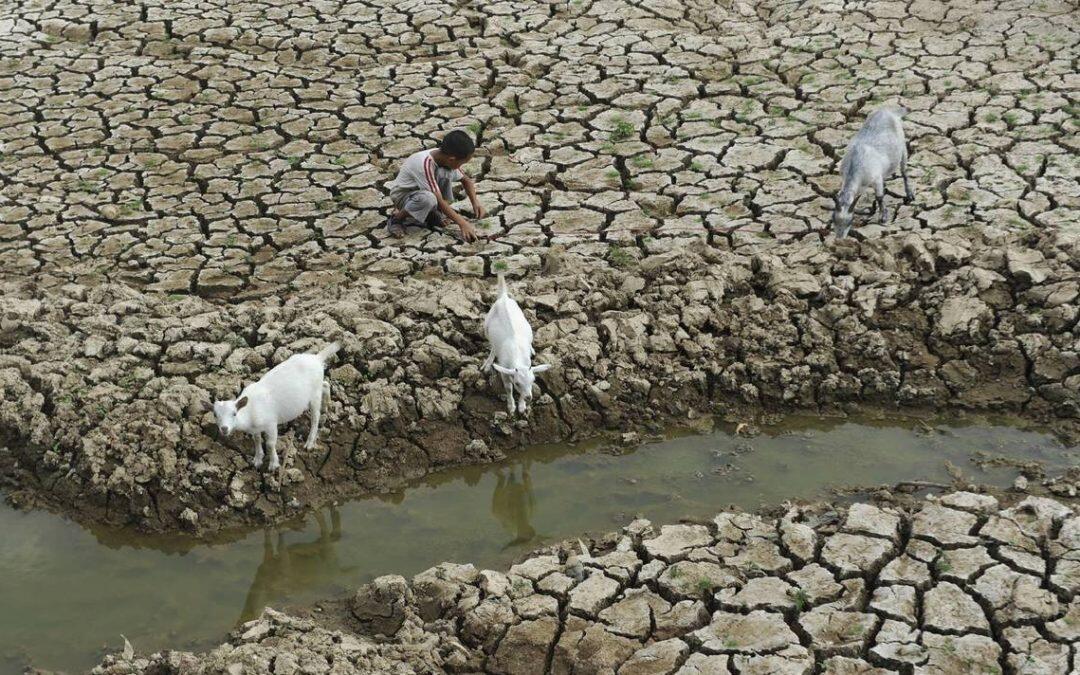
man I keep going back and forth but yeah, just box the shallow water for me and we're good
[0,415,1074,673]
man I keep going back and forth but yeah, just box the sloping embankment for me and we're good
[1,228,1078,534]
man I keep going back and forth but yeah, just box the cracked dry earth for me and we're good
[2,0,1080,536]
[94,490,1080,674]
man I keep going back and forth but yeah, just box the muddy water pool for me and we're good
[0,415,1074,673]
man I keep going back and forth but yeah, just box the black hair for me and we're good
[440,130,476,159]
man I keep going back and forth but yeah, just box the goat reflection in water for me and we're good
[490,461,540,550]
[239,506,355,623]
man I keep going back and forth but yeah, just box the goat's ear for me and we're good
[492,364,514,375]
[236,396,248,411]
[531,364,552,373]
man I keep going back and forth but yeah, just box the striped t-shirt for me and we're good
[386,149,462,205]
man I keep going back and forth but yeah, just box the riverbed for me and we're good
[0,415,1073,673]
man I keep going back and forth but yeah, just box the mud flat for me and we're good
[93,474,1080,674]
[2,0,1078,534]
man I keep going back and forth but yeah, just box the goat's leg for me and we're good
[266,426,281,471]
[854,191,875,216]
[875,178,888,224]
[305,393,322,450]
[901,152,914,203]
[481,350,495,373]
[503,376,516,415]
[253,432,265,469]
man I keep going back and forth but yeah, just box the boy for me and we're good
[384,130,485,243]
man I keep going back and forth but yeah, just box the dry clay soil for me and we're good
[1,0,1079,535]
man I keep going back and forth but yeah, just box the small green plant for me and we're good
[668,565,682,579]
[607,245,633,268]
[610,117,635,142]
[695,578,715,595]
[1003,112,1019,125]
[477,218,492,229]
[723,638,738,649]
[505,100,519,115]
[631,155,654,168]
[690,161,704,172]
[286,156,302,168]
[983,112,998,123]
[933,556,952,574]
[492,259,509,272]
[605,169,621,181]
[119,199,143,214]
[467,121,482,135]
[331,156,347,166]
[791,588,809,614]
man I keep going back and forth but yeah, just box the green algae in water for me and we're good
[0,416,1074,673]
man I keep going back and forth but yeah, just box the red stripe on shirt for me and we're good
[424,156,439,193]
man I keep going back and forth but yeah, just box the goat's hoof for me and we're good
[304,441,316,450]
[267,462,280,472]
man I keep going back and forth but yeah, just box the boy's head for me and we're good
[438,130,475,169]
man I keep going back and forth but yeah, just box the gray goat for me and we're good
[833,104,913,239]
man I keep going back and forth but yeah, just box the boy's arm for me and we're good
[433,189,478,242]
[460,173,486,218]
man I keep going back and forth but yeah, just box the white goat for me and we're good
[833,104,913,239]
[213,342,339,471]
[482,274,550,414]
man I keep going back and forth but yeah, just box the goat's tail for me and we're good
[496,272,509,298]
[577,538,591,560]
[316,341,341,363]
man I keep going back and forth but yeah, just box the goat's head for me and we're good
[212,396,248,437]
[832,193,854,240]
[493,363,551,412]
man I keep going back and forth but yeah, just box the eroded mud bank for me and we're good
[2,228,1077,534]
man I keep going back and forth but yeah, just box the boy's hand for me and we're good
[458,220,478,242]
[472,203,487,219]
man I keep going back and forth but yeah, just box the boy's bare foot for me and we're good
[385,215,406,238]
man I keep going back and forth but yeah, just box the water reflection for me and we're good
[239,506,352,623]
[490,461,538,549]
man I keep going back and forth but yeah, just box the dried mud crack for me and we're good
[1,0,1078,533]
[93,485,1080,674]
